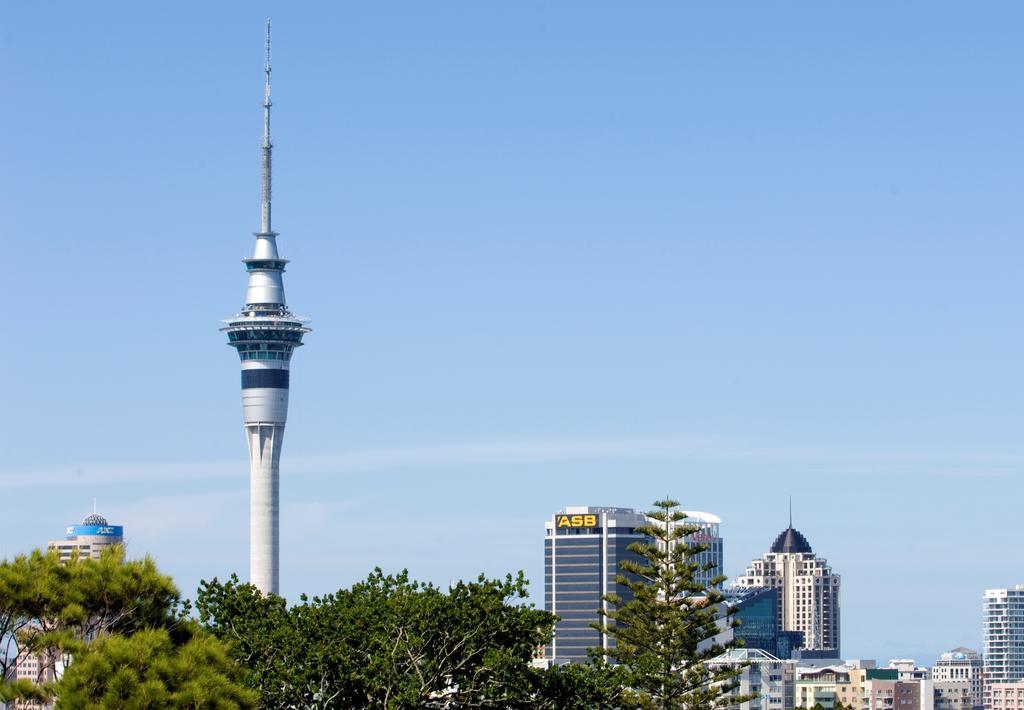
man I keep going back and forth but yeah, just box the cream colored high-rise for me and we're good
[222,21,310,596]
[733,523,841,655]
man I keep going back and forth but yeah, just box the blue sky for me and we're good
[4,2,1024,664]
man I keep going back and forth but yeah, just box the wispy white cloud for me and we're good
[119,489,248,540]
[0,436,715,489]
[0,434,1018,490]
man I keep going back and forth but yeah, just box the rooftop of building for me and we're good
[554,506,722,523]
[710,648,783,663]
[62,510,123,540]
[723,586,776,606]
[770,526,813,554]
[558,506,639,515]
[682,510,722,524]
[937,648,981,663]
[796,666,851,681]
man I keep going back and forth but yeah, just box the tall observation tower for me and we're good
[222,20,310,596]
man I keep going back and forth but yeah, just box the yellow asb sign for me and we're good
[556,514,597,528]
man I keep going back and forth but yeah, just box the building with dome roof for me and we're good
[732,519,841,656]
[933,647,983,710]
[47,511,124,563]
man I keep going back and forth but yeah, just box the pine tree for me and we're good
[593,498,749,710]
[0,547,254,709]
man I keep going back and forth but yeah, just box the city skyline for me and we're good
[5,2,1024,666]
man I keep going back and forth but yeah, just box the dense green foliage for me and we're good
[0,548,254,708]
[530,661,630,709]
[55,627,256,709]
[197,569,625,709]
[0,547,179,682]
[594,498,747,710]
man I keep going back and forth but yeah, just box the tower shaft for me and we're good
[247,424,283,594]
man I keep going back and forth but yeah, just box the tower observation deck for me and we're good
[221,20,310,596]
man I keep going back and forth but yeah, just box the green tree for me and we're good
[1,546,181,702]
[531,661,630,709]
[0,547,252,709]
[593,497,748,710]
[55,626,257,709]
[198,568,616,709]
[194,574,312,708]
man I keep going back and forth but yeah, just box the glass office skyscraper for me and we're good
[682,510,724,589]
[544,507,649,664]
[543,506,725,664]
[725,587,804,660]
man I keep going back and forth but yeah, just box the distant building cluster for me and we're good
[539,503,1019,710]
[543,505,839,666]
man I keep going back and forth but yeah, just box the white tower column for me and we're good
[247,424,284,594]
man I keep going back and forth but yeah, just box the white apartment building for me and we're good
[984,587,1024,709]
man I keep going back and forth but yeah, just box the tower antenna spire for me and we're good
[260,18,274,236]
[788,495,792,528]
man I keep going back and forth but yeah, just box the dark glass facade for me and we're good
[729,587,804,660]
[240,369,290,389]
[544,509,649,664]
[687,534,724,589]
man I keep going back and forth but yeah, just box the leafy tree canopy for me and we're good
[530,661,630,709]
[198,568,621,709]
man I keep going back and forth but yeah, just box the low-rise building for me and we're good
[708,648,795,710]
[863,666,934,710]
[938,682,982,710]
[988,683,1024,710]
[933,648,983,710]
[795,664,867,709]
[865,677,924,710]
